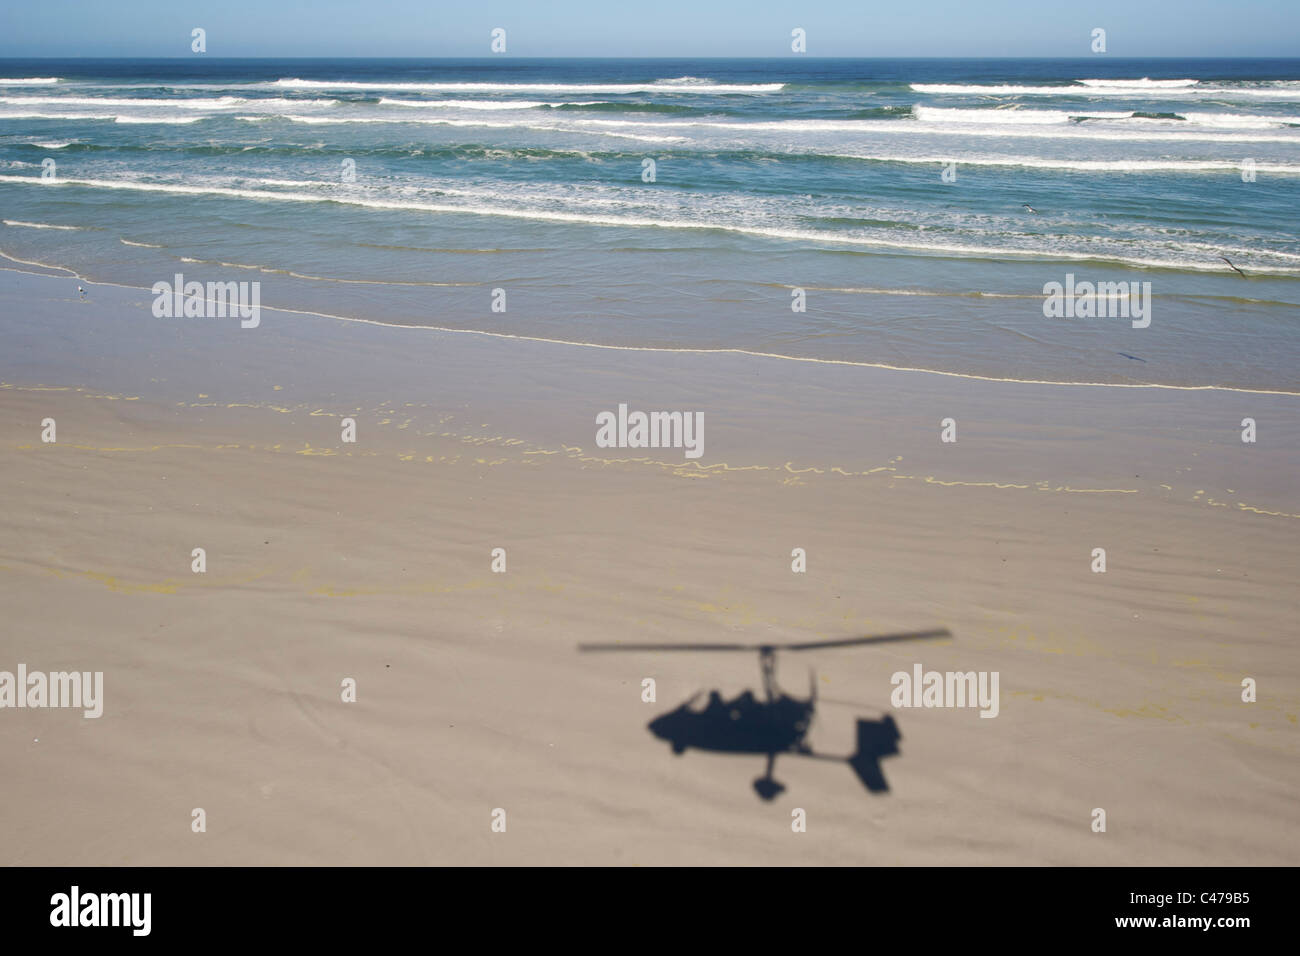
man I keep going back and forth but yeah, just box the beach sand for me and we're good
[1,268,1297,865]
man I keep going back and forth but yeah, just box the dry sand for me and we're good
[1,269,1297,865]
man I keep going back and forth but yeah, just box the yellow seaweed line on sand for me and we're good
[13,437,1290,516]
[1,382,140,401]
[308,579,496,598]
[1009,689,1188,723]
[5,564,276,595]
[17,442,207,453]
[5,381,1294,516]
[1237,502,1300,519]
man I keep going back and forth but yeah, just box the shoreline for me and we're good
[4,264,1298,515]
[4,253,1298,397]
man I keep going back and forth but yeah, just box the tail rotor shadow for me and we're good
[846,715,902,793]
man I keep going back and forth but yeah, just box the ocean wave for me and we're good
[110,115,205,125]
[16,137,1176,173]
[17,104,1285,145]
[654,76,719,86]
[558,113,1300,144]
[260,113,687,142]
[911,80,1300,100]
[828,153,1300,174]
[916,106,1131,125]
[252,177,342,188]
[377,98,597,110]
[1079,78,1199,88]
[271,77,785,94]
[0,111,204,124]
[3,219,83,230]
[0,95,340,113]
[5,173,1298,275]
[913,105,1300,129]
[0,95,245,109]
[0,77,60,85]
[550,101,699,114]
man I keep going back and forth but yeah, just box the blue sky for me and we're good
[2,0,1298,58]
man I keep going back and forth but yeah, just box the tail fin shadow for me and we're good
[847,715,901,793]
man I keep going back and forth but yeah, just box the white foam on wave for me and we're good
[0,95,340,114]
[1079,78,1199,88]
[238,109,1300,145]
[565,112,1300,144]
[0,111,204,124]
[830,152,1300,174]
[1175,111,1300,129]
[261,113,686,142]
[5,173,1298,275]
[0,95,244,109]
[220,109,1300,145]
[111,115,204,125]
[0,77,59,85]
[272,77,784,94]
[377,98,588,110]
[916,106,1131,124]
[254,177,342,188]
[896,122,1295,145]
[913,105,1300,132]
[912,80,1300,100]
[3,219,83,230]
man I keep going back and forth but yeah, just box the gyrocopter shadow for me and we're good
[579,629,950,800]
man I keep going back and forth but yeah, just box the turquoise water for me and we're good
[1,58,1298,390]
